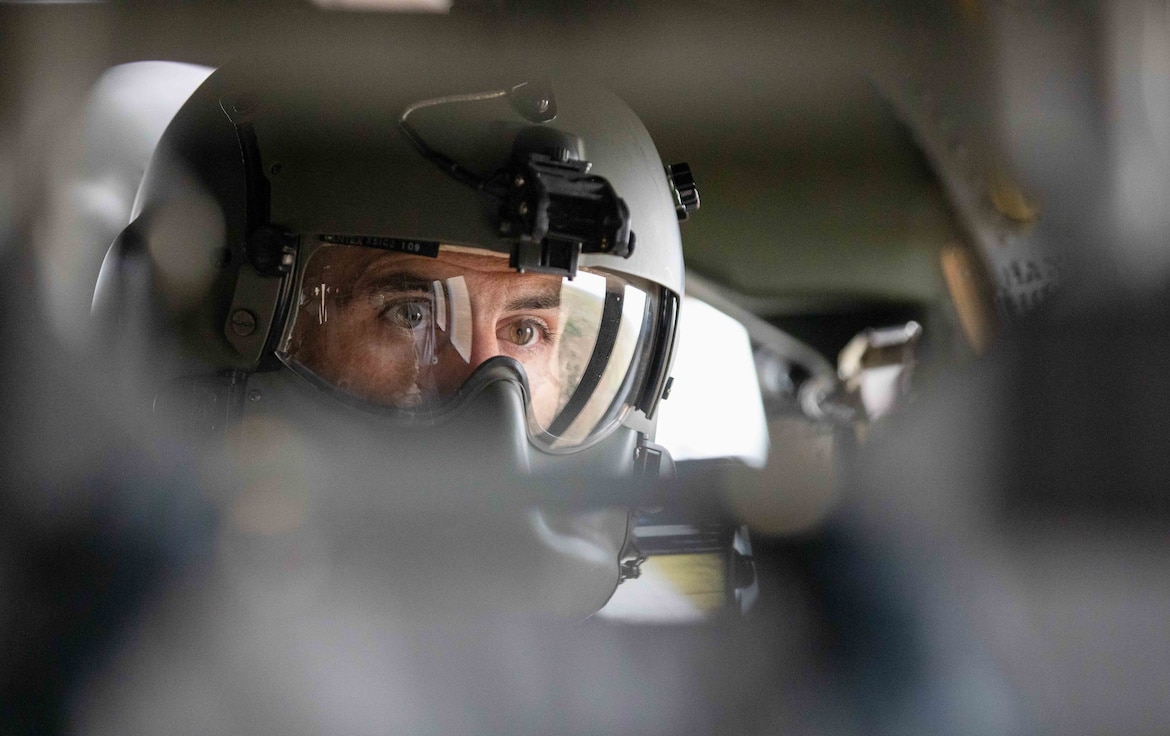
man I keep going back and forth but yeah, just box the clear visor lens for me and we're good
[277,242,652,450]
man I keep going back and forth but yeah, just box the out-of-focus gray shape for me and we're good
[0,231,218,736]
[1098,1,1170,294]
[37,61,212,352]
[871,0,1170,320]
[840,290,1170,736]
[870,10,1063,324]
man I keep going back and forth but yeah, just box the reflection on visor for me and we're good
[278,243,654,450]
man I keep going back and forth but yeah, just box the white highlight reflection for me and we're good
[654,297,769,469]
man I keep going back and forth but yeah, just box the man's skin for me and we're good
[286,246,566,426]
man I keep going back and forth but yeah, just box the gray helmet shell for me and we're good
[97,50,684,393]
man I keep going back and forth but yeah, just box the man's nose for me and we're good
[443,317,504,388]
[467,322,504,368]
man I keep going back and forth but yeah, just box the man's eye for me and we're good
[501,319,547,348]
[383,300,430,329]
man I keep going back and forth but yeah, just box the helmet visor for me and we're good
[276,239,655,451]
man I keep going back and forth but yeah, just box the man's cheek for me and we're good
[343,347,421,405]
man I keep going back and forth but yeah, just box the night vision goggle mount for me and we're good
[498,126,634,278]
[397,85,639,279]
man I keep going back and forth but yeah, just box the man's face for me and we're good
[286,246,567,425]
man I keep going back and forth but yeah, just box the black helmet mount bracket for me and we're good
[398,82,635,280]
[220,92,299,370]
[500,126,634,279]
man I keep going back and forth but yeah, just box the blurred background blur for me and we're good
[4,1,1170,734]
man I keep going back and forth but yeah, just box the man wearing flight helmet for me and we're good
[93,47,697,617]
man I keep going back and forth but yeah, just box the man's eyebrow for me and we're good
[360,273,435,295]
[505,286,561,312]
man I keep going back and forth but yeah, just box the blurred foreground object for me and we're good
[837,320,922,421]
[840,289,1170,736]
[37,61,213,353]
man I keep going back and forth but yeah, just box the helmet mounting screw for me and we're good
[230,309,258,337]
[509,79,558,123]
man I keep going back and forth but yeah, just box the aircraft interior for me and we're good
[2,2,1167,734]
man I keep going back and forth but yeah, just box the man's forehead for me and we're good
[314,245,561,284]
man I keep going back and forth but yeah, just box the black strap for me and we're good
[547,286,625,437]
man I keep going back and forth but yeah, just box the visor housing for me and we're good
[277,240,658,451]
